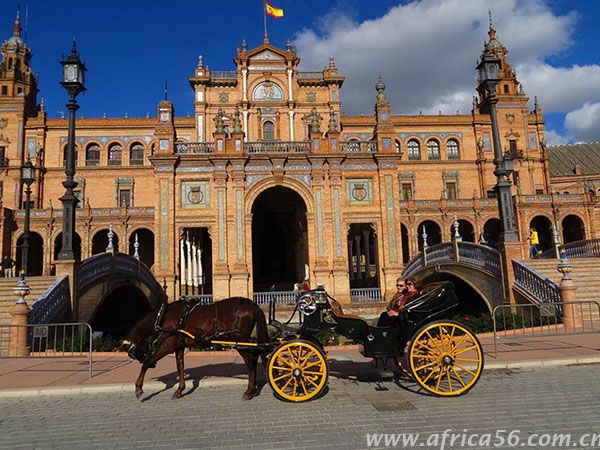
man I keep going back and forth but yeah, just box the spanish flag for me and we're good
[265,1,284,18]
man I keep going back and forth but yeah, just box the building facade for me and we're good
[0,12,594,305]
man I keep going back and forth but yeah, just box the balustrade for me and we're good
[244,141,309,154]
[253,291,297,305]
[340,141,377,153]
[175,142,214,154]
[512,260,561,309]
[29,275,70,324]
[350,288,381,302]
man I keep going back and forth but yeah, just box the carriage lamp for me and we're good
[58,41,86,261]
[20,158,35,275]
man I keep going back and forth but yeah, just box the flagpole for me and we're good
[263,0,268,41]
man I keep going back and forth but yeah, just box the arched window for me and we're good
[85,144,100,166]
[108,143,122,165]
[130,143,144,165]
[263,121,275,141]
[407,140,420,160]
[447,139,460,160]
[427,139,440,160]
[394,140,401,154]
[63,144,78,167]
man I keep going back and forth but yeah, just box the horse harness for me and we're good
[153,297,256,349]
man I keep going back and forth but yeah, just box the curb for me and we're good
[1,357,599,398]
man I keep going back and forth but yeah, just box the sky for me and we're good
[1,0,599,145]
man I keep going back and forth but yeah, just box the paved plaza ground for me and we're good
[0,364,599,449]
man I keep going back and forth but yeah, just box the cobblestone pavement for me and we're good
[0,364,599,449]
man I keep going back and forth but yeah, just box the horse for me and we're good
[125,297,269,400]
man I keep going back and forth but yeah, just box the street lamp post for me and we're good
[477,47,519,243]
[20,159,35,275]
[58,41,86,261]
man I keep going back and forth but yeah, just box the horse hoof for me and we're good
[242,390,258,401]
[135,390,143,400]
[172,391,183,399]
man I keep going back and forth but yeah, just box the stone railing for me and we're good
[512,260,561,309]
[210,71,237,79]
[29,275,70,324]
[340,141,377,153]
[297,71,323,79]
[253,291,298,305]
[79,252,165,301]
[350,287,382,303]
[403,242,501,278]
[540,238,600,259]
[175,142,214,154]
[244,141,310,154]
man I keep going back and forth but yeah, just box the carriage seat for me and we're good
[329,298,371,340]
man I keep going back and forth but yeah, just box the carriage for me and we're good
[129,281,484,402]
[263,281,484,402]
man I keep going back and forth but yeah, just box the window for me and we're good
[486,190,496,198]
[535,189,544,195]
[447,139,460,159]
[427,139,440,160]
[503,85,509,94]
[401,183,413,201]
[85,144,100,166]
[263,121,275,141]
[0,146,5,165]
[1,86,6,95]
[63,145,78,167]
[119,189,131,207]
[509,139,518,152]
[445,182,457,200]
[130,143,144,165]
[108,143,122,165]
[407,140,420,160]
[394,140,401,154]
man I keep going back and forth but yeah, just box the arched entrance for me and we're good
[347,223,379,289]
[401,223,410,263]
[483,218,501,248]
[15,232,44,275]
[450,219,475,242]
[129,228,155,268]
[53,232,82,261]
[562,215,585,243]
[92,229,119,255]
[530,216,553,253]
[251,186,308,292]
[89,285,151,339]
[418,220,442,250]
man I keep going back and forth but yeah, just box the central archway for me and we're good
[251,186,308,292]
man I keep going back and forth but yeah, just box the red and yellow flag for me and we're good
[265,1,284,18]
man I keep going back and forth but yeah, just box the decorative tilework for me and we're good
[176,166,214,173]
[182,181,210,208]
[529,132,538,150]
[218,190,225,260]
[483,132,492,151]
[396,132,463,141]
[385,175,398,262]
[316,189,324,257]
[290,173,311,187]
[27,137,36,158]
[246,173,268,188]
[331,163,378,171]
[160,180,169,270]
[346,179,373,205]
[333,188,342,257]
[60,135,153,145]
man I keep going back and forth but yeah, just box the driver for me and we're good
[377,276,422,327]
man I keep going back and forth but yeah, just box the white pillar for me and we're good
[242,69,248,102]
[197,247,203,285]
[243,110,249,138]
[287,69,293,102]
[191,240,198,288]
[186,237,193,286]
[288,111,295,141]
[197,115,204,142]
[180,238,186,286]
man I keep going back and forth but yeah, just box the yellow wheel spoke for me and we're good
[273,373,293,383]
[439,325,450,352]
[303,369,324,376]
[292,379,298,397]
[302,361,323,370]
[276,355,294,367]
[421,364,441,384]
[452,332,469,349]
[424,330,444,353]
[453,344,479,356]
[446,367,453,391]
[298,378,308,396]
[414,341,441,355]
[304,376,320,389]
[286,348,298,364]
[454,362,477,376]
[454,357,481,362]
[272,365,293,371]
[281,375,294,391]
[412,354,439,360]
[435,367,445,391]
[415,360,439,372]
[450,366,467,387]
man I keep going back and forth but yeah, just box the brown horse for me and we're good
[125,297,269,400]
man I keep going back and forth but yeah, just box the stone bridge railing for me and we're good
[79,252,166,301]
[512,260,561,309]
[540,238,600,259]
[403,242,501,278]
[29,275,70,324]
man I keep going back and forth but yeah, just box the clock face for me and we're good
[64,65,77,83]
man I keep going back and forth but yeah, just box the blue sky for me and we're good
[1,0,599,144]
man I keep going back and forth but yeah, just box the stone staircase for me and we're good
[518,258,600,320]
[0,276,58,328]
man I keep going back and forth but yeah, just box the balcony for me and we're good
[340,141,377,153]
[244,141,310,154]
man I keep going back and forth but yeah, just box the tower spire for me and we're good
[13,6,22,38]
[488,9,496,41]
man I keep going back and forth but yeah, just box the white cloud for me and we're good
[293,0,600,143]
[565,102,600,142]
[544,129,570,146]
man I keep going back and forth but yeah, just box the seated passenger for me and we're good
[377,276,422,327]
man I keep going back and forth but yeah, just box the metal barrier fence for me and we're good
[0,322,93,377]
[492,301,600,356]
[253,291,298,305]
[350,287,382,302]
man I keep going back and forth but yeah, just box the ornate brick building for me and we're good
[0,12,593,306]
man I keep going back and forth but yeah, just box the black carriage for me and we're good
[265,282,484,402]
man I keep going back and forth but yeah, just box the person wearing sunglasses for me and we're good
[378,276,422,327]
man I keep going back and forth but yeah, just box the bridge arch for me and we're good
[77,252,166,334]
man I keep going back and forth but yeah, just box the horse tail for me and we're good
[124,306,161,363]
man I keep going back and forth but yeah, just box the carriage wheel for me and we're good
[267,339,328,402]
[408,320,483,396]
